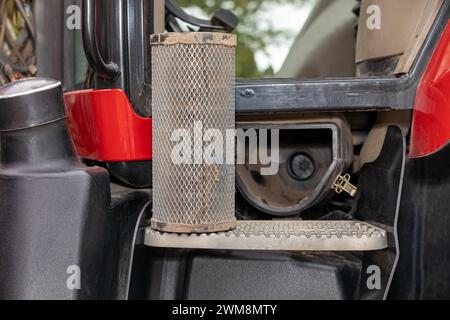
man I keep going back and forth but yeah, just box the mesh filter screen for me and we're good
[151,33,236,234]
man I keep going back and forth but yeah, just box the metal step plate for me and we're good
[145,220,388,251]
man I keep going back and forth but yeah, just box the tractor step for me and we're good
[145,220,387,251]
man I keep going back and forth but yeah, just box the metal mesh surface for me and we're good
[151,33,236,234]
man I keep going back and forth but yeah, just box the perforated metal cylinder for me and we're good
[151,32,237,234]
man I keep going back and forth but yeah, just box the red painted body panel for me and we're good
[411,21,450,158]
[64,89,152,162]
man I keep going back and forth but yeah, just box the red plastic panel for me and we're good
[410,21,450,158]
[64,89,152,162]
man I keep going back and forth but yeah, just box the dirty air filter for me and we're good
[151,32,237,234]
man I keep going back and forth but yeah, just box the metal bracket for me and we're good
[332,174,357,197]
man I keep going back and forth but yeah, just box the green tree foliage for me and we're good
[175,0,305,78]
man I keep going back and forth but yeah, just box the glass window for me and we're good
[175,0,317,78]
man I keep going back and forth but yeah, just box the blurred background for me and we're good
[176,0,315,78]
[0,0,36,85]
[0,0,359,86]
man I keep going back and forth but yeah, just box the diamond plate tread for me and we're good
[145,220,388,252]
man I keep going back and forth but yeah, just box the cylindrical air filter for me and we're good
[151,32,237,234]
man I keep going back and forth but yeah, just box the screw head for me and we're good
[240,88,255,98]
[289,153,315,181]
